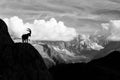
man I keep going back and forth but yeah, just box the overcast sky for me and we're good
[1,0,120,41]
[1,0,120,21]
[0,0,120,26]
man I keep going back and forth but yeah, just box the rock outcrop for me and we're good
[0,19,52,80]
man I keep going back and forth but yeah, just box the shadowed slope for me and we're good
[0,43,52,80]
[0,19,52,80]
[49,51,120,80]
[0,19,14,53]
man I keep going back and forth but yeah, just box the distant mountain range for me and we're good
[26,34,120,68]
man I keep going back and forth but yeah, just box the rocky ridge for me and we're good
[33,33,114,68]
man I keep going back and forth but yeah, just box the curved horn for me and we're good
[27,28,31,32]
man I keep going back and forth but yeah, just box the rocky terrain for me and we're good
[29,34,120,80]
[0,19,52,80]
[31,33,120,68]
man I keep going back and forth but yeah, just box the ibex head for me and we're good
[27,28,31,32]
[27,28,31,36]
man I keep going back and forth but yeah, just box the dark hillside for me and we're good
[49,51,120,80]
[0,19,52,80]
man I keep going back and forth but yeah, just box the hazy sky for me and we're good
[1,0,120,41]
[1,0,120,23]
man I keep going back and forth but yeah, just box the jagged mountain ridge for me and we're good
[33,34,117,68]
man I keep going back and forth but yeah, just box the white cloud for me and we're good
[4,16,77,41]
[101,20,120,41]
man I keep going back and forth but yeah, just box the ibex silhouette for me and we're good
[22,28,31,43]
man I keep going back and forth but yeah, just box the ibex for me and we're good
[22,28,31,43]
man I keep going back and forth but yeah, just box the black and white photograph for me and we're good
[0,0,120,80]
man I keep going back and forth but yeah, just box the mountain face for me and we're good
[33,34,120,68]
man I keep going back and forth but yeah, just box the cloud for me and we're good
[4,16,77,41]
[4,16,120,42]
[101,20,120,41]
